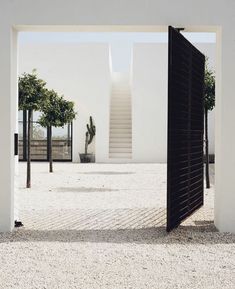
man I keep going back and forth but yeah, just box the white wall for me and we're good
[1,0,235,233]
[132,43,168,162]
[19,43,111,163]
[132,42,216,162]
[194,43,216,155]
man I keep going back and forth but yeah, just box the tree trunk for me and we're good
[48,125,53,173]
[205,109,210,189]
[26,109,32,188]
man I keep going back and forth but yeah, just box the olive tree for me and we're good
[18,71,47,188]
[204,59,215,189]
[38,90,76,173]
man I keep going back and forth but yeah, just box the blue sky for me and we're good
[19,32,216,44]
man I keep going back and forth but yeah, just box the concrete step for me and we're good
[111,101,131,106]
[110,108,131,112]
[110,104,131,108]
[110,120,132,125]
[110,131,132,140]
[110,129,131,133]
[109,142,132,148]
[111,96,131,100]
[110,126,131,131]
[110,117,131,121]
[111,92,131,96]
[110,115,131,120]
[109,152,132,159]
[107,158,132,163]
[111,98,131,102]
[110,126,132,131]
[109,127,132,135]
[110,137,132,143]
[112,92,130,96]
[110,124,131,129]
[109,147,132,153]
[110,109,131,112]
[111,89,131,93]
[111,99,131,104]
[111,97,131,101]
[110,112,131,116]
[110,123,131,129]
[110,101,131,110]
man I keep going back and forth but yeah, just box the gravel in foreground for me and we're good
[0,163,234,289]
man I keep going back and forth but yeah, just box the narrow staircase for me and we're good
[109,73,132,161]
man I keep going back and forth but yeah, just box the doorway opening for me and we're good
[16,27,216,234]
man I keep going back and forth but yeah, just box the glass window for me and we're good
[32,123,47,140]
[52,124,72,160]
[18,110,72,161]
[18,110,24,121]
[18,111,25,160]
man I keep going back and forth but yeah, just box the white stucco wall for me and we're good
[132,43,168,163]
[1,0,235,233]
[195,43,216,155]
[132,42,215,162]
[19,43,111,163]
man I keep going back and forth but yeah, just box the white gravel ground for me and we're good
[0,162,235,289]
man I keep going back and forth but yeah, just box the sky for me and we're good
[19,32,216,72]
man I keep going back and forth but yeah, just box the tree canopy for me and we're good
[204,59,215,112]
[38,89,76,128]
[18,70,48,111]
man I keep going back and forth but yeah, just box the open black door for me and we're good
[167,26,205,232]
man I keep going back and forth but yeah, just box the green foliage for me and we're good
[38,89,76,128]
[204,58,215,112]
[18,70,47,111]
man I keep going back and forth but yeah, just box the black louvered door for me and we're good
[167,26,205,232]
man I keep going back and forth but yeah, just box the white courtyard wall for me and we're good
[19,42,215,163]
[132,42,215,163]
[19,43,111,163]
[132,43,168,163]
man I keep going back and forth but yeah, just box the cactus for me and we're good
[85,116,96,154]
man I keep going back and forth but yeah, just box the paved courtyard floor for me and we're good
[0,163,234,289]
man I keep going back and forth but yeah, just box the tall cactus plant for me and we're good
[85,116,96,154]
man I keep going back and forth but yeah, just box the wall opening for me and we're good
[15,28,216,234]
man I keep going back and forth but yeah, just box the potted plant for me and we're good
[79,116,96,163]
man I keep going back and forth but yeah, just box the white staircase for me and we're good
[109,73,132,161]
